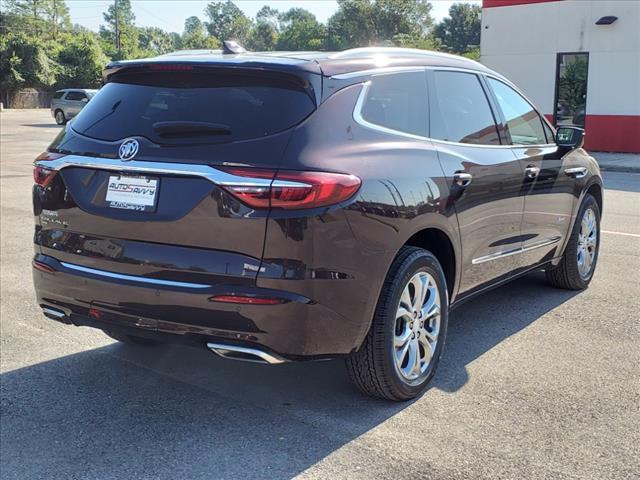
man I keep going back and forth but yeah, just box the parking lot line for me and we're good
[602,230,640,238]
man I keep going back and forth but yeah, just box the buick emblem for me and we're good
[118,138,139,161]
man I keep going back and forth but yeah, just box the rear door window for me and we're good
[360,71,428,137]
[487,78,547,145]
[65,91,87,101]
[71,70,316,144]
[430,71,500,145]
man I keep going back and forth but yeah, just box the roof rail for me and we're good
[159,49,221,57]
[329,47,461,60]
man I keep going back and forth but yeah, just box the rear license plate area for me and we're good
[106,175,159,212]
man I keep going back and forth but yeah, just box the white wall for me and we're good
[480,0,640,116]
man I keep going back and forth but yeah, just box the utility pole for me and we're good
[115,0,121,56]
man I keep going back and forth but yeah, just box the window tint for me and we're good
[53,91,65,99]
[431,71,500,145]
[71,71,316,144]
[488,78,547,145]
[361,71,428,137]
[65,91,87,101]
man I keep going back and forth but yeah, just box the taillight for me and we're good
[218,167,361,210]
[33,165,57,187]
[33,152,65,187]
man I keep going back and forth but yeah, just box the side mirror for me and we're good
[81,97,89,103]
[556,126,585,150]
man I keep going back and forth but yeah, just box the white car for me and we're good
[50,89,99,125]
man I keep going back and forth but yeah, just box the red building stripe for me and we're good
[583,115,640,153]
[483,0,560,8]
[544,114,639,153]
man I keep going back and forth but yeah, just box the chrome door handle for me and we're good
[564,167,588,178]
[525,165,540,179]
[453,172,473,187]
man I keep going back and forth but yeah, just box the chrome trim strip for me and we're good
[35,155,306,188]
[60,261,211,289]
[207,342,287,364]
[472,236,561,265]
[351,78,556,150]
[42,307,66,318]
[332,66,428,80]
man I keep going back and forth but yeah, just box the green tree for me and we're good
[276,8,325,51]
[433,3,481,54]
[328,0,434,50]
[246,6,279,51]
[180,16,219,50]
[3,0,71,36]
[0,32,57,102]
[138,26,177,56]
[204,1,252,44]
[56,32,109,87]
[99,0,139,60]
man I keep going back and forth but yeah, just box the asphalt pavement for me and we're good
[1,110,639,480]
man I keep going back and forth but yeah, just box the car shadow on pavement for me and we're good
[0,271,581,479]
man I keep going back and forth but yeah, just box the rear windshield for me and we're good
[71,70,316,144]
[53,91,65,99]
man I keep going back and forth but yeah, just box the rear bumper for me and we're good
[33,254,359,359]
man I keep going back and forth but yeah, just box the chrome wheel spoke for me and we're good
[394,328,412,348]
[400,285,412,310]
[404,339,420,378]
[396,306,412,321]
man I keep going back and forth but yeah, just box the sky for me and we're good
[66,0,482,34]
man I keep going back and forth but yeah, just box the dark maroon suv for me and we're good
[32,47,602,401]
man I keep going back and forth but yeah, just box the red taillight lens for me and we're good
[209,295,285,305]
[218,168,361,210]
[32,260,56,273]
[33,152,65,187]
[33,165,57,187]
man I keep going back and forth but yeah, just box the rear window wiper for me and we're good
[152,121,232,138]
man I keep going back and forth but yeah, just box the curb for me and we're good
[599,165,640,174]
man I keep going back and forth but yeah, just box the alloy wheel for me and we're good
[577,207,597,278]
[393,271,441,383]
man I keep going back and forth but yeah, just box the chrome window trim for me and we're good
[347,66,558,150]
[472,236,561,265]
[35,155,306,188]
[60,261,211,289]
[332,66,429,80]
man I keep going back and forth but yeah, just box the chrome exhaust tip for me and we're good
[207,342,286,365]
[41,306,72,324]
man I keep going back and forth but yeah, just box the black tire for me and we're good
[546,193,600,290]
[103,330,159,346]
[54,110,66,125]
[346,246,449,401]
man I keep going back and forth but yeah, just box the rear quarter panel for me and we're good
[258,83,461,352]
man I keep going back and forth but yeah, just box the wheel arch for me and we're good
[403,227,458,299]
[585,180,603,215]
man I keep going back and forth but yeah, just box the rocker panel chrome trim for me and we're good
[472,236,562,265]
